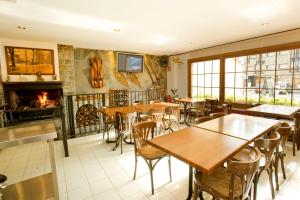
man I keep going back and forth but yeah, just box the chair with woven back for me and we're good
[133,121,172,195]
[274,122,291,191]
[193,146,261,200]
[254,132,281,199]
[163,106,181,132]
[115,111,138,154]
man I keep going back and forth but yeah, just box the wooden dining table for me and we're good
[175,98,205,126]
[148,113,280,199]
[148,127,249,200]
[194,113,281,141]
[247,104,300,119]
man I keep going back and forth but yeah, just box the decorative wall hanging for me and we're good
[127,73,142,89]
[89,56,104,88]
[5,46,55,75]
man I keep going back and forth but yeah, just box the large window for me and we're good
[191,59,220,99]
[225,49,300,105]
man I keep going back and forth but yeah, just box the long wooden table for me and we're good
[149,127,249,199]
[100,102,181,117]
[194,114,280,141]
[247,104,300,119]
[149,113,280,199]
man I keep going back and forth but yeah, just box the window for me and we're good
[225,49,300,105]
[191,59,220,99]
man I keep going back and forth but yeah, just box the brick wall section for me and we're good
[57,44,76,95]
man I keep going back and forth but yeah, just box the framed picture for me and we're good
[5,46,55,75]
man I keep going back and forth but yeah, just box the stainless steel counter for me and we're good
[0,121,56,149]
[0,121,59,200]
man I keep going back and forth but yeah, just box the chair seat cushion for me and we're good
[195,168,242,199]
[137,144,166,160]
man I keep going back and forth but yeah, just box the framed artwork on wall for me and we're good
[5,46,55,75]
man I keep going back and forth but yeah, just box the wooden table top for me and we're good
[194,114,280,142]
[247,104,300,119]
[148,127,248,173]
[175,98,205,104]
[100,102,181,116]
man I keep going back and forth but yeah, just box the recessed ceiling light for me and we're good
[17,26,26,29]
[113,29,120,32]
[261,23,270,26]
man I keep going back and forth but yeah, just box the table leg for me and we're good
[180,103,190,126]
[186,165,193,200]
[48,139,59,200]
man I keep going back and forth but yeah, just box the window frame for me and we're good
[188,41,300,106]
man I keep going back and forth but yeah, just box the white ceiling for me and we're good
[0,0,299,55]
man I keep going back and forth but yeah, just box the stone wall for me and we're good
[58,45,167,95]
[58,45,76,95]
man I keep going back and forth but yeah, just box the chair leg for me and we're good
[168,156,172,182]
[253,172,258,200]
[274,157,279,191]
[267,168,275,199]
[193,180,199,200]
[148,160,155,195]
[280,156,286,180]
[133,155,138,180]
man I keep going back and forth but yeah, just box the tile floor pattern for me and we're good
[1,129,300,200]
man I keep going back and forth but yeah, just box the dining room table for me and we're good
[175,98,205,126]
[247,104,300,119]
[148,113,281,200]
[99,102,181,150]
[193,113,281,141]
[148,126,249,200]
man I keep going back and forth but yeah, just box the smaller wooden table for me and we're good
[148,127,248,199]
[175,98,205,126]
[194,114,280,142]
[247,104,300,119]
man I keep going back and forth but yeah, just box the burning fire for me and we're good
[37,91,48,107]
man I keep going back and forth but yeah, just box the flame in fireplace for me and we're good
[37,91,48,107]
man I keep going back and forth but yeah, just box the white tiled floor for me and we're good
[1,129,300,200]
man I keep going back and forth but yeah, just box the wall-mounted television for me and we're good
[117,52,144,73]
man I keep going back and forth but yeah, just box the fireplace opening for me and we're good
[3,82,63,123]
[10,89,61,111]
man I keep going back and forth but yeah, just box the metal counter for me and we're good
[0,121,59,200]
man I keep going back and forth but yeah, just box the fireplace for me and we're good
[2,82,63,123]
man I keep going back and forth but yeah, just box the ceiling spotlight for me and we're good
[17,26,26,30]
[113,29,120,32]
[261,23,270,26]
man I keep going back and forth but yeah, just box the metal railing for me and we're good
[64,89,162,138]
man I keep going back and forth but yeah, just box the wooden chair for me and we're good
[99,109,116,142]
[194,116,211,124]
[133,121,172,194]
[292,112,300,156]
[205,99,219,115]
[193,147,261,200]
[147,108,166,136]
[163,106,181,132]
[115,111,137,154]
[209,112,225,119]
[254,132,280,199]
[274,122,291,191]
[187,101,206,123]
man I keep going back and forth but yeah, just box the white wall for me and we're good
[167,29,300,97]
[0,38,60,82]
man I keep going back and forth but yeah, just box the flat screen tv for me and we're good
[117,52,144,73]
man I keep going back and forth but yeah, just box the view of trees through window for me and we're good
[225,49,300,105]
[191,59,220,99]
